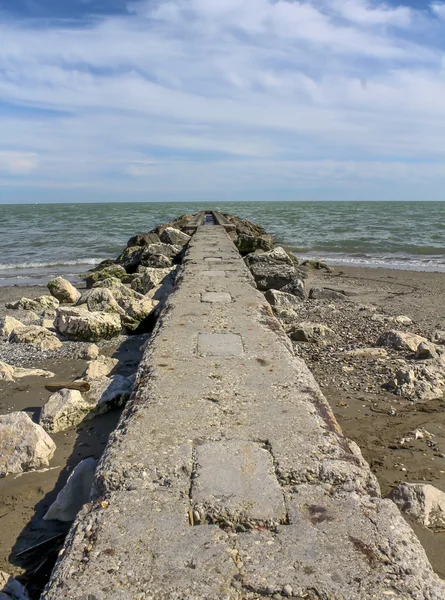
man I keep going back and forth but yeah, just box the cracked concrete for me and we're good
[42,226,445,600]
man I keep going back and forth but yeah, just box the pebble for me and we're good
[282,584,293,597]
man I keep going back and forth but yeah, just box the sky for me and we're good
[1,0,445,203]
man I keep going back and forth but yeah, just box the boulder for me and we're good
[309,287,348,301]
[92,277,142,301]
[77,343,100,360]
[84,375,134,415]
[388,483,445,528]
[249,262,296,291]
[143,242,182,260]
[160,227,191,247]
[120,297,158,331]
[6,295,59,310]
[0,412,56,475]
[130,276,144,294]
[152,213,193,236]
[0,362,15,382]
[126,232,160,248]
[39,389,91,433]
[377,330,428,353]
[81,287,124,315]
[43,457,96,522]
[140,266,175,293]
[82,355,118,379]
[18,310,40,323]
[87,278,158,330]
[54,307,121,341]
[82,264,127,288]
[5,297,40,310]
[115,246,144,273]
[280,278,306,300]
[246,246,294,267]
[0,361,55,381]
[384,361,445,401]
[36,295,60,309]
[9,325,62,351]
[0,316,23,339]
[289,322,338,344]
[0,571,29,600]
[222,214,268,238]
[394,315,413,325]
[265,290,303,313]
[47,276,81,304]
[301,259,332,273]
[140,253,173,269]
[236,234,274,254]
[416,341,439,360]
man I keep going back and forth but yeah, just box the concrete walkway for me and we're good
[43,226,445,599]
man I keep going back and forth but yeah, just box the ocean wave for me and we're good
[0,258,102,271]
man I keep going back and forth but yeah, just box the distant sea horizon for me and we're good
[0,200,444,286]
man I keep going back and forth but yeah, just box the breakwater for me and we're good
[42,217,445,599]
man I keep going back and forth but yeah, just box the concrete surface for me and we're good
[42,226,445,600]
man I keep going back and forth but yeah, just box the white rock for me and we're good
[0,412,56,475]
[160,227,191,246]
[377,330,428,353]
[264,289,303,313]
[47,276,81,304]
[80,287,125,315]
[54,307,121,341]
[0,316,23,339]
[82,355,118,379]
[84,375,133,415]
[394,315,413,325]
[289,322,337,344]
[78,343,100,360]
[35,295,60,309]
[415,341,439,360]
[140,266,175,293]
[0,571,29,600]
[39,389,91,433]
[388,483,445,528]
[385,360,445,401]
[0,362,15,382]
[43,457,96,522]
[0,361,55,381]
[9,325,62,350]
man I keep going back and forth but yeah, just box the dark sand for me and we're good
[1,266,445,593]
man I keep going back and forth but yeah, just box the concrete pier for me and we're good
[43,226,445,599]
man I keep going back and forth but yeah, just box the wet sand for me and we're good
[1,266,445,593]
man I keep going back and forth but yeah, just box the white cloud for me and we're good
[431,2,445,19]
[0,0,445,199]
[0,151,39,175]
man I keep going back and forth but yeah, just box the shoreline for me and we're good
[1,230,445,594]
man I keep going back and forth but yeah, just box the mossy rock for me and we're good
[81,265,127,288]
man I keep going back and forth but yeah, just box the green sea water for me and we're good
[0,201,444,285]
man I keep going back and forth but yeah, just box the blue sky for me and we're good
[1,0,445,203]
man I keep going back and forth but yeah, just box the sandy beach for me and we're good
[1,260,445,595]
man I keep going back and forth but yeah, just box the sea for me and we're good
[0,201,444,287]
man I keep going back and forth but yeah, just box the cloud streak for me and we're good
[0,0,445,201]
